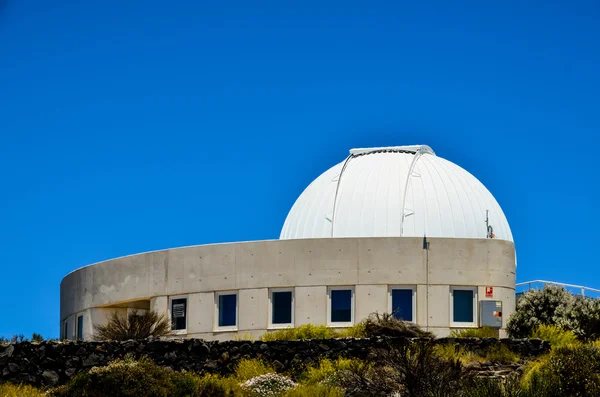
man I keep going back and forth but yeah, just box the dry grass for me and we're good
[449,326,498,338]
[0,383,45,397]
[531,324,579,348]
[93,309,172,341]
[234,358,275,382]
[434,344,486,366]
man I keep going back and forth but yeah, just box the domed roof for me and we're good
[280,145,513,242]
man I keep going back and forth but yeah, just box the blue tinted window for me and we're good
[272,291,292,324]
[453,290,474,322]
[391,289,413,321]
[219,294,237,327]
[331,289,352,323]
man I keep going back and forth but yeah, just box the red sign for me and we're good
[485,287,493,298]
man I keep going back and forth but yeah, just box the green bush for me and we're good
[531,324,579,348]
[449,326,498,338]
[49,356,202,397]
[0,383,45,397]
[521,343,600,396]
[260,324,339,341]
[460,375,523,397]
[507,285,600,340]
[234,358,275,382]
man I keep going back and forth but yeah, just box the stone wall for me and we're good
[0,337,549,387]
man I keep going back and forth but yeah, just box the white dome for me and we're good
[280,145,513,242]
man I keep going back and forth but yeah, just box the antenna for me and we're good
[486,210,495,239]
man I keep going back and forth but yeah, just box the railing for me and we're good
[516,280,600,298]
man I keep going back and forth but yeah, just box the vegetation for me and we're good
[260,313,430,341]
[508,285,600,340]
[92,309,171,341]
[449,326,498,338]
[49,356,202,397]
[0,383,46,397]
[234,358,275,382]
[531,324,579,348]
[0,333,44,343]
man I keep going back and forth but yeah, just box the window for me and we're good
[389,287,416,322]
[450,287,477,326]
[269,289,293,328]
[170,297,187,332]
[216,292,238,330]
[77,315,84,340]
[328,287,354,326]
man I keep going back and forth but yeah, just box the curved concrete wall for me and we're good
[60,237,516,340]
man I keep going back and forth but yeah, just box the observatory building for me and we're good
[60,145,516,340]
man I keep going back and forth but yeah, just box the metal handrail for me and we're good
[516,280,600,297]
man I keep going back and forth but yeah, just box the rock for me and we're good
[42,370,59,386]
[8,362,19,373]
[164,351,177,362]
[82,353,101,368]
[0,345,14,358]
[120,340,136,349]
[204,360,219,370]
[318,343,330,351]
[2,367,10,376]
[65,368,77,377]
[273,360,285,372]
[260,343,269,352]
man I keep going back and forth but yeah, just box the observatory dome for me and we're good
[280,145,513,242]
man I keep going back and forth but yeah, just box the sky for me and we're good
[1,1,599,339]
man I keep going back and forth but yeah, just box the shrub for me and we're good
[93,309,171,341]
[360,312,433,338]
[260,325,339,341]
[340,341,462,396]
[240,373,297,396]
[484,344,520,363]
[302,357,369,386]
[0,383,45,397]
[521,343,600,396]
[531,324,579,348]
[31,333,44,342]
[449,326,498,338]
[554,294,600,340]
[283,383,344,397]
[506,285,600,340]
[434,344,485,366]
[197,374,242,396]
[234,358,275,382]
[337,321,367,338]
[49,356,201,397]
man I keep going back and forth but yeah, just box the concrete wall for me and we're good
[60,237,516,340]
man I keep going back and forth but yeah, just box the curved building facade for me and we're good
[60,146,516,340]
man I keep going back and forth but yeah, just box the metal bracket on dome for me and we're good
[399,147,434,235]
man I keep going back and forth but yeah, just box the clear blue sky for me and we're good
[1,1,598,339]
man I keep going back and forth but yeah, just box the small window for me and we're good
[270,289,293,327]
[216,292,238,329]
[328,287,354,326]
[451,287,477,326]
[77,315,84,340]
[389,287,415,322]
[170,297,187,331]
